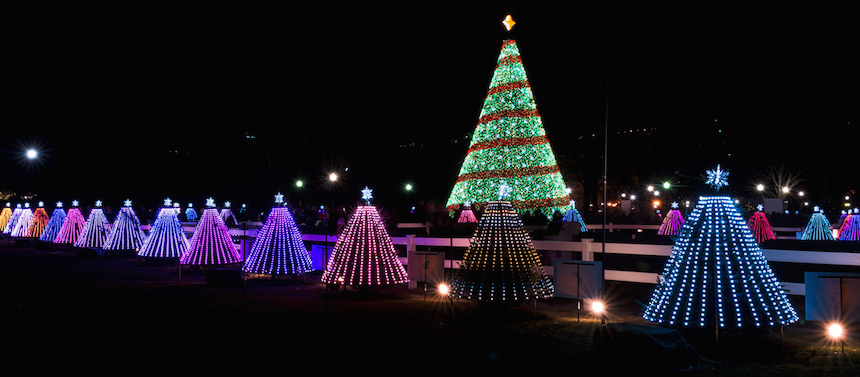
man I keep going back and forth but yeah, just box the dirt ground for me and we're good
[1,239,856,375]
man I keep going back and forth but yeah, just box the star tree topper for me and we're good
[502,14,516,31]
[274,192,284,205]
[206,197,216,208]
[705,164,729,191]
[361,186,373,205]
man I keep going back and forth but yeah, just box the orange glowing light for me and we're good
[502,14,516,31]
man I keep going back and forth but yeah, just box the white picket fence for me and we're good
[163,222,859,297]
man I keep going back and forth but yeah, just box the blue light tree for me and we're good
[39,202,67,243]
[800,206,835,241]
[103,200,147,252]
[643,166,798,329]
[138,198,190,258]
[562,199,588,233]
[242,193,313,276]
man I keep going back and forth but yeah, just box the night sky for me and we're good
[3,5,857,216]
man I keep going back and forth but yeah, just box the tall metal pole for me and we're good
[601,71,609,307]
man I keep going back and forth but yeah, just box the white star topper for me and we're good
[705,164,729,190]
[361,186,373,205]
[498,183,513,200]
[274,192,284,204]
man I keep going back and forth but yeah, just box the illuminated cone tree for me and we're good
[446,25,569,218]
[800,207,835,241]
[457,202,478,223]
[185,204,198,222]
[657,202,684,236]
[451,184,554,304]
[3,204,22,234]
[747,204,776,243]
[53,201,87,245]
[0,204,12,231]
[242,193,313,276]
[25,203,50,238]
[103,200,147,252]
[180,198,242,266]
[138,198,189,258]
[74,201,111,248]
[321,187,408,288]
[10,203,33,237]
[562,200,588,233]
[643,166,798,329]
[39,203,66,243]
[838,210,859,241]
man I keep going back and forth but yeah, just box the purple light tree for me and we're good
[180,197,243,266]
[53,201,87,245]
[242,193,313,276]
[321,187,408,288]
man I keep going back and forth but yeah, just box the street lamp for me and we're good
[329,173,338,182]
[26,149,38,159]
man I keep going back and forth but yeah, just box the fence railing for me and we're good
[162,222,858,297]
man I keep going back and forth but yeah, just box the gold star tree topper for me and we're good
[502,14,516,31]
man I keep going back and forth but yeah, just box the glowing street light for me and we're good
[756,184,765,192]
[25,149,38,159]
[328,173,338,182]
[295,180,303,188]
[404,183,413,191]
[662,181,671,190]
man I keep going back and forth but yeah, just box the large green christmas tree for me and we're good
[447,22,569,218]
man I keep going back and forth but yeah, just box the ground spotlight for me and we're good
[591,300,605,315]
[828,323,844,339]
[438,283,450,296]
